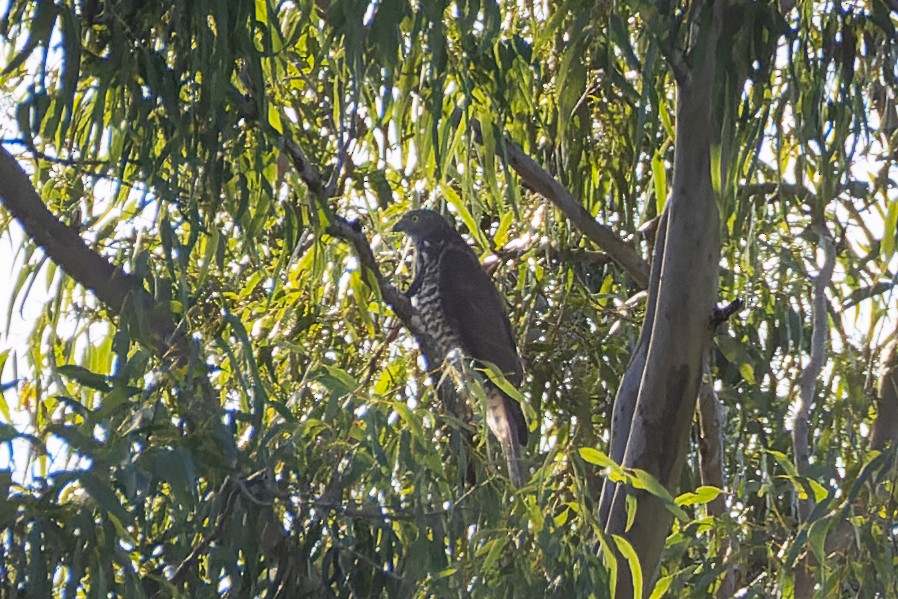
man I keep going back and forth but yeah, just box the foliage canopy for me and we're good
[1,0,897,597]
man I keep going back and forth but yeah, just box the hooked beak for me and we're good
[391,216,409,234]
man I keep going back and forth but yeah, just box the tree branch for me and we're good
[0,146,192,362]
[599,210,667,525]
[280,133,477,485]
[602,0,726,591]
[841,281,896,312]
[278,135,435,355]
[472,121,650,288]
[792,222,835,522]
[711,298,744,329]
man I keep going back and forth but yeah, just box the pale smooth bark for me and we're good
[792,222,835,522]
[791,223,836,597]
[598,211,666,525]
[600,2,724,594]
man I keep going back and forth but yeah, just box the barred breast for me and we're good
[412,263,462,360]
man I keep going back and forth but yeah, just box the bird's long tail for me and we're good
[486,387,528,487]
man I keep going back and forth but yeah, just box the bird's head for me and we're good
[392,209,455,245]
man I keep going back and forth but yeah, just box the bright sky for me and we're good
[0,0,69,480]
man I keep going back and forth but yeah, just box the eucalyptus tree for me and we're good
[1,0,896,597]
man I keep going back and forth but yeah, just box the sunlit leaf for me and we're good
[675,485,722,507]
[612,535,643,598]
[652,150,667,212]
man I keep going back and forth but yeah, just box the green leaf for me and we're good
[107,512,138,548]
[607,14,640,70]
[442,185,487,248]
[807,517,831,564]
[652,149,667,212]
[658,99,674,139]
[710,143,723,194]
[579,447,615,468]
[612,535,643,598]
[316,365,359,397]
[882,197,897,258]
[77,472,131,524]
[479,361,523,402]
[0,350,11,422]
[807,478,829,503]
[2,2,59,75]
[368,170,395,209]
[630,468,674,503]
[391,401,423,440]
[597,274,615,309]
[478,538,505,573]
[649,573,673,599]
[268,105,283,134]
[46,423,97,454]
[630,469,688,521]
[197,227,220,288]
[57,365,111,392]
[0,390,10,423]
[675,485,723,507]
[625,494,637,531]
[715,334,745,363]
[93,386,140,420]
[554,507,570,526]
[739,363,756,385]
[767,449,799,477]
[254,0,268,23]
[142,447,197,505]
[525,495,545,533]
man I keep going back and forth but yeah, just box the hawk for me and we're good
[393,209,528,487]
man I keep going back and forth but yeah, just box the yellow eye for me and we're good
[411,214,419,222]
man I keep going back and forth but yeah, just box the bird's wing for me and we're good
[439,244,528,447]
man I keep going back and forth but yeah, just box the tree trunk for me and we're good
[599,212,666,525]
[600,3,724,594]
[870,338,898,451]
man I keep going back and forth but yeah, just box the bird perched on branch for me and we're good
[392,209,528,487]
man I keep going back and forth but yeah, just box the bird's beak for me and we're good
[391,216,408,234]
